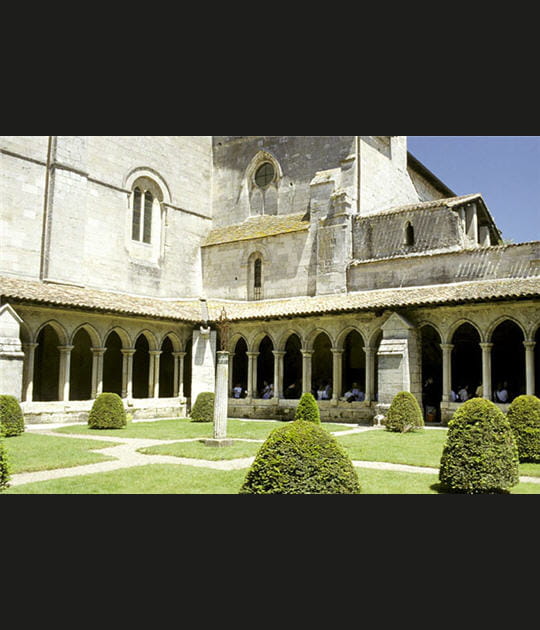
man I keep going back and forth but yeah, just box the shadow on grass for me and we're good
[429,482,511,494]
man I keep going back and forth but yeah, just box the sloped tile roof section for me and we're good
[0,275,202,322]
[207,276,540,321]
[203,212,310,247]
[1,274,539,323]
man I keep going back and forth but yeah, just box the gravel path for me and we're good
[7,422,540,488]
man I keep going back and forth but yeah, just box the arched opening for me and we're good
[491,320,525,402]
[232,337,248,398]
[257,336,275,398]
[404,221,415,246]
[159,336,175,398]
[283,334,302,399]
[451,323,481,402]
[420,325,442,421]
[342,331,365,399]
[133,334,150,398]
[312,332,332,400]
[33,325,60,401]
[103,331,123,396]
[183,337,193,400]
[70,328,93,400]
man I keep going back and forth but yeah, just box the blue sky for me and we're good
[407,136,540,244]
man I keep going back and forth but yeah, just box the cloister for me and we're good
[15,302,540,425]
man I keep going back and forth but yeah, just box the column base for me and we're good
[201,438,235,447]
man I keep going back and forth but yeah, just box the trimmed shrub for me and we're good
[88,392,127,430]
[384,391,424,433]
[190,392,215,422]
[0,429,10,491]
[507,394,540,462]
[240,420,361,494]
[294,392,321,424]
[0,394,25,437]
[439,398,519,494]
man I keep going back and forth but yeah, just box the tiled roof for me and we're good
[0,275,202,322]
[208,276,540,321]
[203,212,310,246]
[365,194,483,217]
[2,274,539,324]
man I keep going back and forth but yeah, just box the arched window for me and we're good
[248,253,264,300]
[130,177,163,245]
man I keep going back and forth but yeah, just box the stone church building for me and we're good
[1,136,539,425]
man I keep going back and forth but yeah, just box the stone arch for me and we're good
[33,323,61,401]
[231,336,248,396]
[446,318,483,344]
[103,326,131,349]
[283,332,302,399]
[35,319,69,346]
[256,334,275,398]
[419,323,442,420]
[70,327,94,400]
[486,315,527,342]
[70,322,101,348]
[159,335,175,398]
[159,331,182,353]
[451,321,482,400]
[103,330,124,396]
[133,332,151,398]
[305,327,335,352]
[134,329,158,351]
[341,329,366,399]
[311,330,333,398]
[250,330,277,354]
[124,167,172,205]
[335,325,367,351]
[491,319,526,401]
[277,328,304,352]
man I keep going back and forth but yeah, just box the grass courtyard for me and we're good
[2,417,539,494]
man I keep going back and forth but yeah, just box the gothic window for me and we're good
[132,186,154,244]
[253,257,262,300]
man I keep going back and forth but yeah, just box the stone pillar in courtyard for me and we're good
[204,308,234,447]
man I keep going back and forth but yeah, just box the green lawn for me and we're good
[53,417,351,441]
[3,432,120,474]
[2,419,539,494]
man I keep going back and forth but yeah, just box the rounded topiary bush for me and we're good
[0,430,10,491]
[190,392,215,422]
[439,398,519,494]
[88,392,127,430]
[384,391,424,433]
[240,420,361,494]
[294,392,321,424]
[0,394,25,437]
[507,394,540,463]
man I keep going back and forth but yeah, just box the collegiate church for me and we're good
[1,136,539,425]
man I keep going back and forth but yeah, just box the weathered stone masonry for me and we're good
[1,136,539,424]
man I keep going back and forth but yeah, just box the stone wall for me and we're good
[348,241,540,292]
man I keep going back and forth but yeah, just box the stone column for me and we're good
[331,348,344,401]
[58,345,74,401]
[121,348,135,399]
[364,346,374,403]
[301,350,313,395]
[204,351,233,447]
[91,347,106,398]
[149,350,161,398]
[172,351,186,397]
[524,340,536,396]
[246,351,259,398]
[272,350,286,399]
[480,342,493,401]
[22,342,38,402]
[440,343,454,402]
